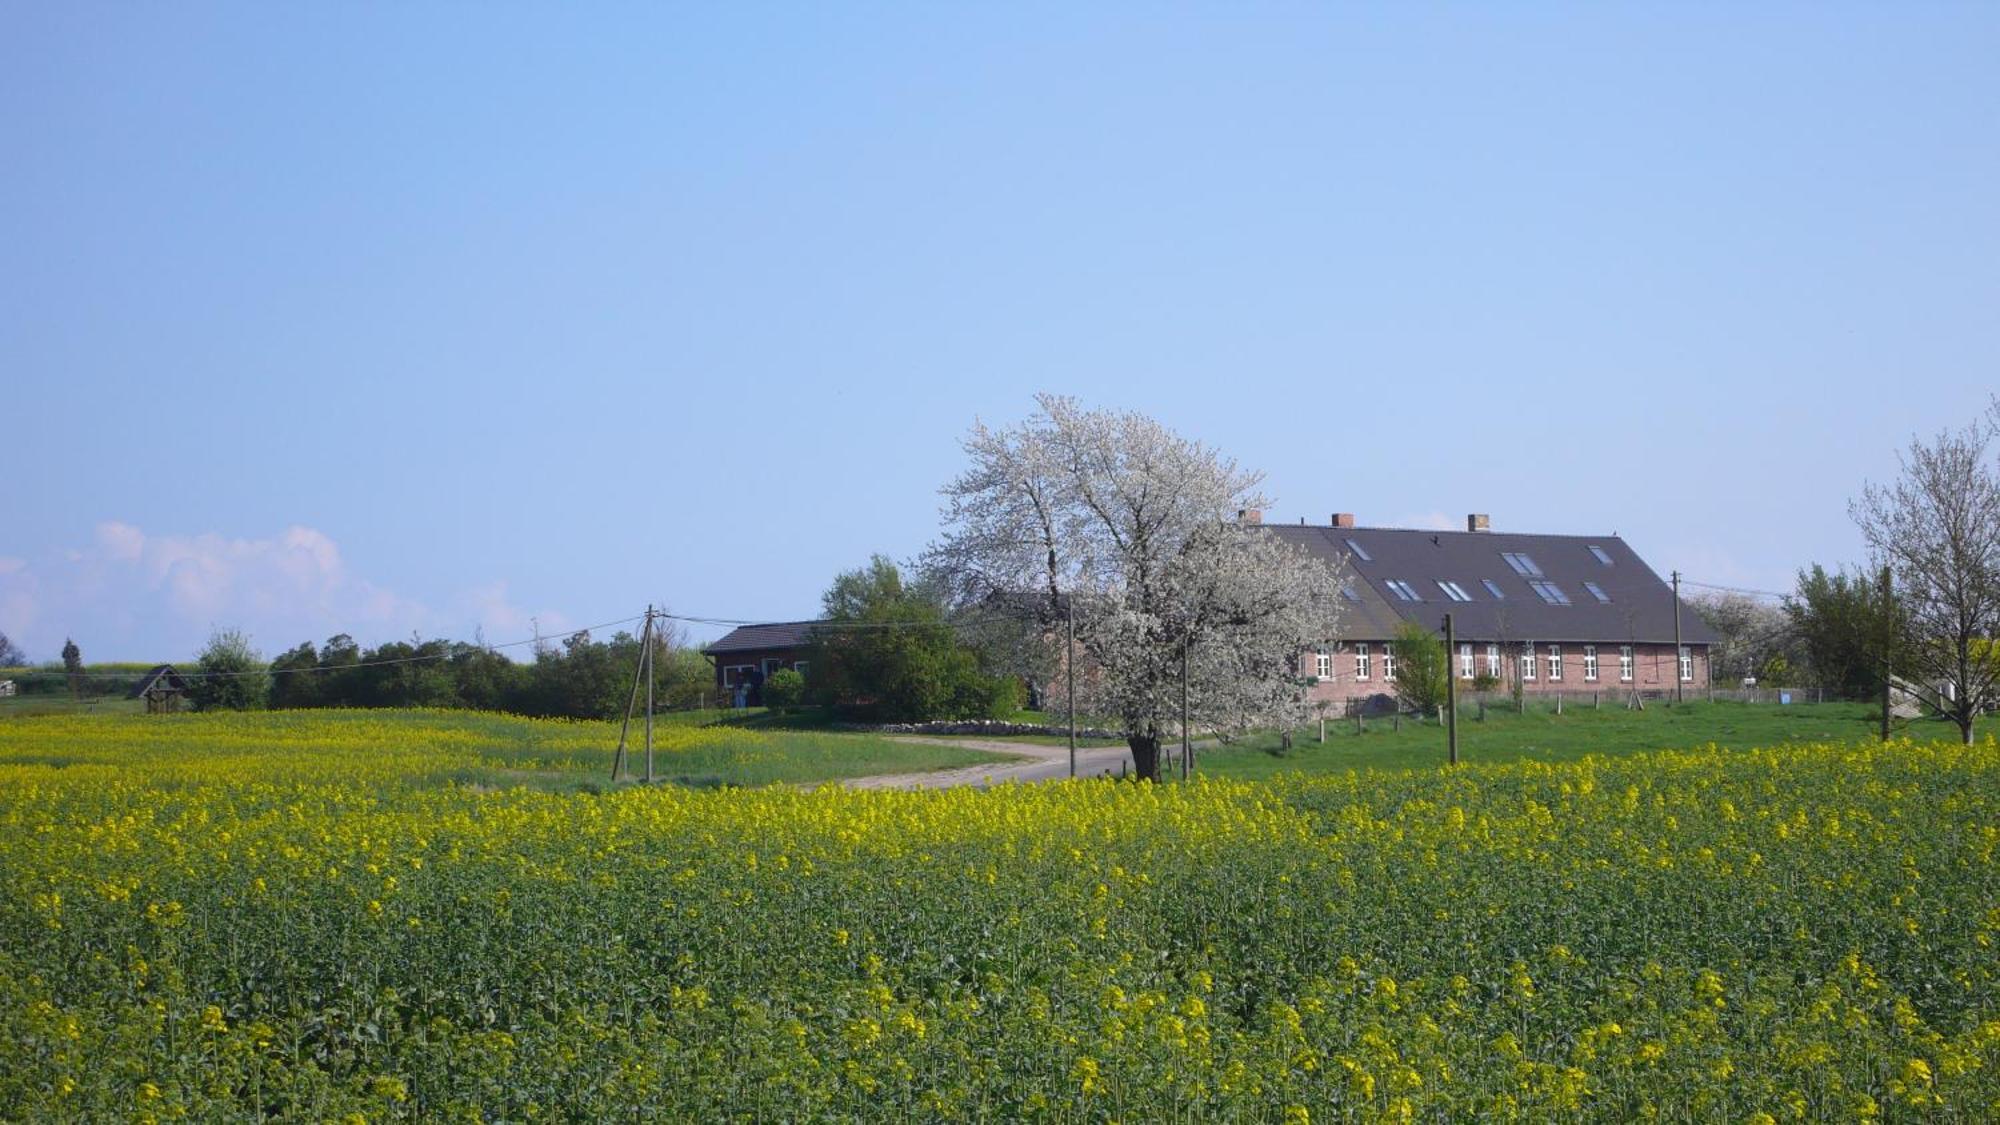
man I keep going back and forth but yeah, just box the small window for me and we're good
[1459,643,1474,679]
[1583,581,1611,604]
[1383,648,1397,682]
[1355,643,1371,681]
[1619,645,1634,682]
[1315,651,1331,679]
[1345,539,1373,562]
[1486,644,1501,677]
[1548,644,1563,681]
[1437,580,1472,602]
[1481,578,1506,599]
[1529,579,1571,605]
[1680,646,1694,682]
[793,661,809,679]
[762,658,783,676]
[1589,545,1614,566]
[1340,583,1363,603]
[1521,643,1537,681]
[1501,552,1544,577]
[1583,645,1599,682]
[1387,580,1422,602]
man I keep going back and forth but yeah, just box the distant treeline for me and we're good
[5,632,716,721]
[264,631,712,719]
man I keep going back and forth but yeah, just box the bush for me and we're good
[188,628,268,711]
[1390,621,1450,715]
[763,668,806,710]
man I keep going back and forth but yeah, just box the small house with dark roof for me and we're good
[703,621,820,706]
[1253,512,1715,708]
[129,665,191,713]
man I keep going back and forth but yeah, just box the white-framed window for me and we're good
[1583,645,1599,682]
[793,661,809,679]
[1548,644,1563,681]
[762,658,783,676]
[1619,645,1634,682]
[1383,647,1397,682]
[1486,644,1501,677]
[1355,643,1371,681]
[1522,643,1537,681]
[724,664,755,687]
[1315,650,1331,679]
[1680,646,1694,682]
[1459,643,1474,679]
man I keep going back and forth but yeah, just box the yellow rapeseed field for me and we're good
[2,712,1996,1121]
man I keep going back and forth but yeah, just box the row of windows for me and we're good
[1311,645,1694,684]
[720,658,809,687]
[1376,575,1613,605]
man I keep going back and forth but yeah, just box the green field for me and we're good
[1195,700,1988,779]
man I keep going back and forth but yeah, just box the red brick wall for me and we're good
[1299,641,1708,709]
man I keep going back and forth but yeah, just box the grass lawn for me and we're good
[0,695,145,718]
[0,708,1020,791]
[1193,699,1990,780]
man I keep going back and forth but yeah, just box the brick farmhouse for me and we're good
[1259,512,1714,709]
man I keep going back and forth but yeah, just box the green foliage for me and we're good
[1389,621,1449,714]
[807,556,1019,722]
[762,668,806,710]
[1470,671,1501,693]
[187,628,268,711]
[1788,565,1901,700]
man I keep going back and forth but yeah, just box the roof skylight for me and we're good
[1346,539,1373,562]
[1481,579,1506,599]
[1528,579,1571,605]
[1385,580,1422,602]
[1501,552,1544,577]
[1437,580,1473,602]
[1583,581,1611,603]
[1588,545,1614,566]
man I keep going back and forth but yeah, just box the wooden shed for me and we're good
[130,665,191,713]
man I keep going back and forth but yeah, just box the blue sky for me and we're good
[3,3,1996,662]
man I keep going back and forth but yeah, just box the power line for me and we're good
[1680,578,1794,601]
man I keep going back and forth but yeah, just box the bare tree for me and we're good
[1688,591,1798,686]
[1850,402,2000,743]
[0,631,25,667]
[925,395,1346,780]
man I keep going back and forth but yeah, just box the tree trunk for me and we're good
[1128,734,1162,782]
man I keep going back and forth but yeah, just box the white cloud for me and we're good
[0,522,572,660]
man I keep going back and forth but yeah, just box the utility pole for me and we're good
[1180,643,1191,782]
[612,606,653,782]
[1880,565,1893,742]
[1671,570,1684,704]
[1444,613,1458,766]
[1066,601,1077,779]
[644,607,656,784]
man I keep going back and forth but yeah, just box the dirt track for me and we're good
[840,736,1135,789]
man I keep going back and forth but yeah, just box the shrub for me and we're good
[763,668,806,710]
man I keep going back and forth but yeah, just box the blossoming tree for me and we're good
[925,395,1347,781]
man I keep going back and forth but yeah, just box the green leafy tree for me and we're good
[188,628,268,711]
[1787,565,1902,701]
[61,638,82,700]
[808,556,1017,722]
[267,642,323,709]
[1389,620,1450,715]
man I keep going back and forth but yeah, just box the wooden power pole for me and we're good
[1066,602,1077,779]
[1880,565,1892,742]
[1444,613,1458,766]
[1671,570,1684,704]
[612,606,655,782]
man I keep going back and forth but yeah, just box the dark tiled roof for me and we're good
[128,665,189,698]
[1264,524,1717,646]
[703,621,822,655]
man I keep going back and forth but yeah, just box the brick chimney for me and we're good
[1467,513,1491,533]
[1331,513,1356,529]
[1237,508,1263,525]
